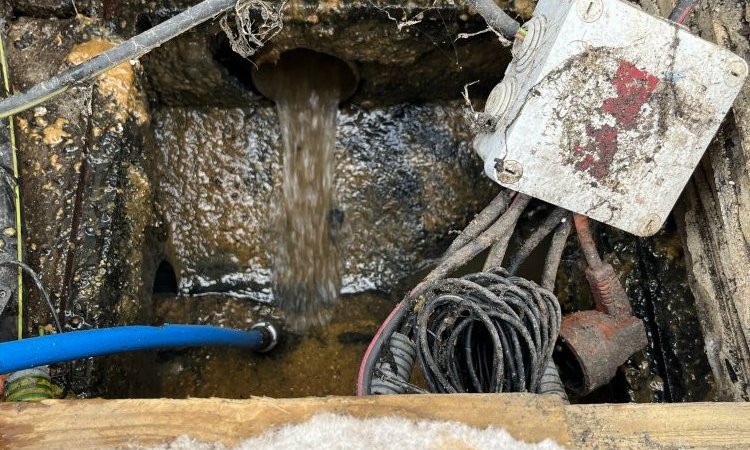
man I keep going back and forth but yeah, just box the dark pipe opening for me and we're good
[152,260,178,295]
[251,48,359,104]
[554,340,584,393]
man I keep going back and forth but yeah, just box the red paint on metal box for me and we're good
[574,61,660,179]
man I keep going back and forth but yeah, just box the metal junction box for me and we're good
[473,0,748,236]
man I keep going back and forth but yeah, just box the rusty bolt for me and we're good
[494,159,523,184]
[577,0,603,23]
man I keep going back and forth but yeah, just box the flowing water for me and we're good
[257,51,353,331]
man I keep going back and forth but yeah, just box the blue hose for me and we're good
[0,325,268,374]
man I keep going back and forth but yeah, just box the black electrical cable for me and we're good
[412,193,530,295]
[0,259,61,334]
[482,196,529,271]
[0,259,71,397]
[540,219,572,291]
[412,270,560,393]
[444,190,513,258]
[361,197,566,396]
[506,208,570,275]
[0,0,238,118]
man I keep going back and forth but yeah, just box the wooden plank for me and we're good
[566,402,750,449]
[1,395,750,449]
[0,394,571,449]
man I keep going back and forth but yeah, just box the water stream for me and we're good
[255,50,354,331]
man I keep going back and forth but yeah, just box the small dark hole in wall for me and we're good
[153,260,178,295]
[212,35,257,93]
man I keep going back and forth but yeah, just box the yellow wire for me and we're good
[0,32,24,340]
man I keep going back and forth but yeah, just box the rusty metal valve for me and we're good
[555,215,648,395]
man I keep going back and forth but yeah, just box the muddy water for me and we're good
[104,293,395,398]
[257,53,353,332]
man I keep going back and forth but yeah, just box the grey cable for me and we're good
[0,0,237,119]
[538,218,572,403]
[444,190,513,258]
[413,193,530,294]
[506,208,570,275]
[465,0,521,40]
[370,332,418,395]
[540,219,572,292]
[482,194,529,271]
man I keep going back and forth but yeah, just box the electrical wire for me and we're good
[0,260,61,335]
[541,219,572,291]
[411,193,530,295]
[668,0,698,25]
[538,218,571,402]
[412,271,559,393]
[0,259,71,396]
[0,0,238,119]
[0,29,24,340]
[444,190,513,257]
[359,196,566,396]
[482,195,529,271]
[506,208,570,275]
[465,0,521,40]
[573,214,602,268]
[356,300,408,396]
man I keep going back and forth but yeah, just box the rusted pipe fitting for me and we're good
[585,263,631,318]
[560,214,648,395]
[556,309,648,395]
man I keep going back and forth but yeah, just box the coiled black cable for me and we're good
[410,269,560,393]
[359,197,568,396]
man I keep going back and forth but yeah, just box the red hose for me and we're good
[356,301,404,396]
[573,214,602,268]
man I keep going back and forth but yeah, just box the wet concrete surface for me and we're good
[150,101,495,305]
[2,16,154,393]
[129,0,515,106]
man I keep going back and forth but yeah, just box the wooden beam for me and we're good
[566,402,750,449]
[0,395,749,449]
[0,394,571,449]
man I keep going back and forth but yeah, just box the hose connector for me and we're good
[4,366,57,402]
[250,321,279,353]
